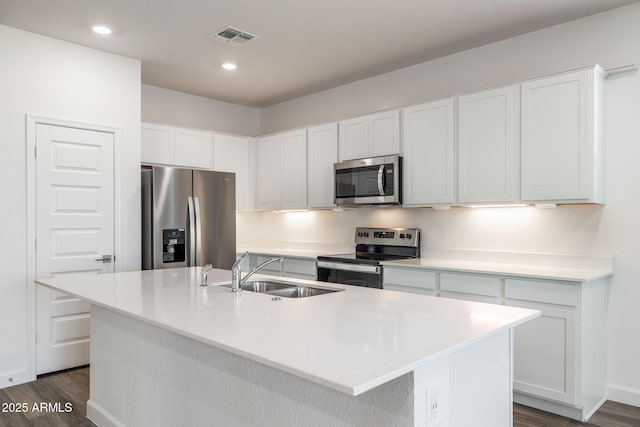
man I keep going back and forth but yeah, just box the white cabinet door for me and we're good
[280,129,308,210]
[458,85,518,204]
[505,278,578,405]
[308,123,338,209]
[521,66,604,203]
[402,99,455,205]
[173,127,213,170]
[339,111,401,161]
[369,109,400,157]
[507,299,577,405]
[339,115,369,161]
[141,122,214,170]
[255,130,308,210]
[141,122,174,165]
[255,136,281,211]
[213,133,254,211]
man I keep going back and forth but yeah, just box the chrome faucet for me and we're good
[200,264,214,287]
[231,252,283,292]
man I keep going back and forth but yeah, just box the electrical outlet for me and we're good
[426,385,443,427]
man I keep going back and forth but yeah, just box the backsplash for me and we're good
[237,204,610,257]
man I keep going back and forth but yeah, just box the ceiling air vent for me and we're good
[210,26,258,47]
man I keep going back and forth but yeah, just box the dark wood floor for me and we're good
[0,367,94,427]
[1,367,639,426]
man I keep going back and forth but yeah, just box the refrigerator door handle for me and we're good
[187,196,196,266]
[194,196,202,266]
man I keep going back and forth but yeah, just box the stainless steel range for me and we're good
[316,227,420,289]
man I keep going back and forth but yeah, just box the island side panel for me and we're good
[86,305,414,427]
[412,329,512,427]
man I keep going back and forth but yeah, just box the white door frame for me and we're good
[25,113,122,380]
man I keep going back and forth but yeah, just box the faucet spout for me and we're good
[231,252,283,292]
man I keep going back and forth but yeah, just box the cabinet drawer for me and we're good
[440,273,499,297]
[505,278,578,306]
[384,268,436,290]
[284,258,317,277]
[439,291,499,305]
[384,283,435,296]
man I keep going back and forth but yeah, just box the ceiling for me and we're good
[0,0,636,107]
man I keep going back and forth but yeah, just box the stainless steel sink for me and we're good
[268,286,339,298]
[238,281,294,292]
[221,280,342,298]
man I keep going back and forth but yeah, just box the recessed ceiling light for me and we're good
[222,62,237,71]
[92,25,112,35]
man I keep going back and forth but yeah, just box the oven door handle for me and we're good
[317,260,381,274]
[377,165,386,196]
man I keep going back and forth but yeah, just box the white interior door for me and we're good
[35,123,114,375]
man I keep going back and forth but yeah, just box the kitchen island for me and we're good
[36,267,538,427]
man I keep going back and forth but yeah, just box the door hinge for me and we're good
[34,239,37,251]
[34,146,37,158]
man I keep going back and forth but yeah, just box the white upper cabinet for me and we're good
[458,85,518,204]
[141,122,213,170]
[307,123,338,209]
[255,129,307,211]
[339,116,368,160]
[402,98,455,206]
[369,110,401,157]
[213,133,254,211]
[280,130,308,210]
[141,123,174,165]
[520,66,605,203]
[255,135,281,211]
[339,109,400,161]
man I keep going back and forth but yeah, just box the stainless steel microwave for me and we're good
[334,155,402,206]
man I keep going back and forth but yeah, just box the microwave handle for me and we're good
[377,165,386,196]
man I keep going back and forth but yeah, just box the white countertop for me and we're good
[36,267,538,395]
[382,255,612,282]
[237,247,337,259]
[240,245,612,281]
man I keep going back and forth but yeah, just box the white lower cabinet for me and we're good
[383,267,435,295]
[249,254,316,281]
[507,298,577,404]
[382,266,608,421]
[439,272,500,303]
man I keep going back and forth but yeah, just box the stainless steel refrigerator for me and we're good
[141,166,236,270]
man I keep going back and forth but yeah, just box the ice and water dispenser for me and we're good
[162,228,185,263]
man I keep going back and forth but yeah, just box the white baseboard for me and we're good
[87,399,125,427]
[607,383,640,407]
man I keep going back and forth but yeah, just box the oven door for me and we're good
[334,156,401,206]
[316,260,382,289]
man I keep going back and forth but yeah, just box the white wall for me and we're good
[0,25,141,386]
[259,4,640,134]
[243,3,640,406]
[142,84,260,136]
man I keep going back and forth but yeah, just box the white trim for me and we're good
[607,383,640,407]
[87,399,125,427]
[25,113,123,379]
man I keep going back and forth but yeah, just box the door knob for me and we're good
[96,255,113,263]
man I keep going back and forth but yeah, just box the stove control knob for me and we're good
[399,233,405,239]
[357,232,362,237]
[365,232,369,237]
[406,233,412,239]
